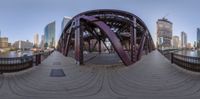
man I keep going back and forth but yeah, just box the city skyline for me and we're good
[1,3,200,99]
[0,0,200,44]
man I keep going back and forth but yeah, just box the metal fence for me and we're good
[171,53,200,72]
[0,50,54,73]
[158,49,200,72]
[157,49,175,60]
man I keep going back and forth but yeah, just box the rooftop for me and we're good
[157,17,173,24]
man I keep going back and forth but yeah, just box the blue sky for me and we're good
[0,0,199,44]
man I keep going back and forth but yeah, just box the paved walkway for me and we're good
[1,50,200,99]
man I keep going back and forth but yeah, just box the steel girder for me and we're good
[80,15,132,65]
[57,9,155,66]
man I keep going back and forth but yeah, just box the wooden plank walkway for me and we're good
[0,50,200,99]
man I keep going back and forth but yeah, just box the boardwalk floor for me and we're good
[0,50,200,99]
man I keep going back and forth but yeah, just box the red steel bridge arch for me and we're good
[57,9,155,66]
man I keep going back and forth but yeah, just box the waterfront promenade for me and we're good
[0,50,200,99]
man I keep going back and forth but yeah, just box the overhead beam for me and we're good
[81,15,133,65]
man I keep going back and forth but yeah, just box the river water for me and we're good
[175,50,200,57]
[2,50,199,58]
[0,51,34,58]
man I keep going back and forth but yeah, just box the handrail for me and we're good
[158,49,200,72]
[172,53,200,59]
[171,53,200,72]
[0,50,54,74]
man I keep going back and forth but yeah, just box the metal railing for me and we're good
[171,53,200,72]
[0,50,54,73]
[157,49,176,60]
[158,49,200,72]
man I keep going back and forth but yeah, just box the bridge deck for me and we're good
[0,50,200,99]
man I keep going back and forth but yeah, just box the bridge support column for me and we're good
[64,32,72,56]
[63,33,68,56]
[98,39,101,54]
[88,40,91,52]
[137,31,147,60]
[171,53,174,63]
[74,18,83,65]
[130,17,137,62]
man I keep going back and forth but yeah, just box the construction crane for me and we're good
[163,13,170,19]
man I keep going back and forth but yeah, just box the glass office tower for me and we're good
[44,21,56,48]
[197,28,200,48]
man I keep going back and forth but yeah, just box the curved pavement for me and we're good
[0,50,200,99]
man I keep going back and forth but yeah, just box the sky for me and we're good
[0,0,200,45]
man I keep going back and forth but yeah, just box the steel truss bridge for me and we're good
[57,9,155,65]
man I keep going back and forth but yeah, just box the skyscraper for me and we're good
[157,18,173,50]
[55,17,71,48]
[181,32,187,48]
[34,33,39,47]
[194,41,197,48]
[61,16,71,32]
[39,35,45,49]
[0,37,8,48]
[187,43,192,49]
[197,28,200,48]
[0,31,9,48]
[172,36,179,48]
[44,21,55,48]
